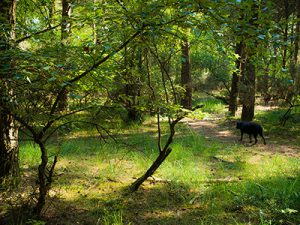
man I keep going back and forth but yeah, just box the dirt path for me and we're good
[182,116,300,158]
[182,116,237,144]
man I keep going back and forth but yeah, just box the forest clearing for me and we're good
[1,102,299,224]
[1,0,300,224]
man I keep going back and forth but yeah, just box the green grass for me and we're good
[255,108,300,147]
[19,142,41,167]
[195,97,226,114]
[7,115,300,225]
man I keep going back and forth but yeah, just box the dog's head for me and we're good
[236,121,242,129]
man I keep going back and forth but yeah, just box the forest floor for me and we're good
[182,107,300,158]
[1,105,300,225]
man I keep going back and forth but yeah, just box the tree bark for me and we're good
[180,39,192,110]
[33,141,48,215]
[228,43,243,116]
[290,0,300,95]
[241,58,256,121]
[130,147,172,192]
[59,0,72,111]
[61,0,72,44]
[129,117,177,192]
[240,3,258,122]
[0,0,19,184]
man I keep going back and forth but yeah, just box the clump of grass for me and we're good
[227,174,300,224]
[200,98,226,114]
[255,108,300,146]
[99,209,130,225]
[19,142,40,167]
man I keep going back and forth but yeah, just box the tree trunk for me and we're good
[34,141,48,215]
[290,0,300,95]
[180,39,192,110]
[0,0,19,184]
[93,0,101,45]
[282,0,289,71]
[33,140,57,216]
[241,58,256,121]
[259,66,270,105]
[129,107,204,192]
[0,111,19,182]
[130,147,172,192]
[61,0,72,44]
[228,42,243,115]
[240,3,258,121]
[59,0,72,111]
[283,0,296,102]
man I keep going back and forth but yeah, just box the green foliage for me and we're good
[2,0,300,223]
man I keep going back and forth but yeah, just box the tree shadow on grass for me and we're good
[47,172,300,225]
[120,174,300,224]
[2,170,299,225]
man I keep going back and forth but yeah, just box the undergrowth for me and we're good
[3,102,300,225]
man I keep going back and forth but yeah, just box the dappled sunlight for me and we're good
[5,114,299,224]
[182,117,238,144]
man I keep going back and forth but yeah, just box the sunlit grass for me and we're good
[19,142,40,167]
[198,98,226,114]
[16,117,300,224]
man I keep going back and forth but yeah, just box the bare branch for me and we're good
[43,106,93,140]
[16,24,61,44]
[49,27,145,116]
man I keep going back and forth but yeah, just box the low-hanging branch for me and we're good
[49,26,145,116]
[16,23,61,44]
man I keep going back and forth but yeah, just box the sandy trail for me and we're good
[182,116,300,157]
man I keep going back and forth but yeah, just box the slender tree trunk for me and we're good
[129,105,203,192]
[93,0,101,45]
[129,117,177,192]
[130,147,172,192]
[0,0,19,184]
[228,42,243,115]
[61,0,72,43]
[34,141,48,215]
[290,0,300,95]
[282,0,289,71]
[33,139,57,215]
[282,0,296,102]
[59,0,72,111]
[180,39,192,110]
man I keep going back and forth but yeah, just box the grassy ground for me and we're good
[2,100,300,225]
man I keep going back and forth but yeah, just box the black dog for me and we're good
[236,121,266,145]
